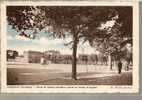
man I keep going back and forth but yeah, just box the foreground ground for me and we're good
[7,63,132,85]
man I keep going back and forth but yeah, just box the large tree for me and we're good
[7,6,132,79]
[89,7,132,69]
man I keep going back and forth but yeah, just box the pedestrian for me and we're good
[118,60,122,74]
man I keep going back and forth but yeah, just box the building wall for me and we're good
[7,50,19,61]
[23,51,43,63]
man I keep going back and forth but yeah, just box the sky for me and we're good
[7,18,116,56]
[7,24,96,55]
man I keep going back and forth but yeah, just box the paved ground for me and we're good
[7,63,132,85]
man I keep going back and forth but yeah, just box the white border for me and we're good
[1,1,139,93]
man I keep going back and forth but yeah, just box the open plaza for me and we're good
[7,63,132,85]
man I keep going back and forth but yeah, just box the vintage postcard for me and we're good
[0,1,139,93]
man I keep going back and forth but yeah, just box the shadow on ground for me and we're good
[7,67,132,85]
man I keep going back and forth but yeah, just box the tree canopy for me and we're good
[7,6,132,38]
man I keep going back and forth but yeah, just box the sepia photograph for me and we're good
[0,1,139,93]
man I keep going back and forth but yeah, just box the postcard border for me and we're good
[0,1,139,93]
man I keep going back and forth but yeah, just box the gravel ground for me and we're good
[32,72,132,85]
[7,63,132,85]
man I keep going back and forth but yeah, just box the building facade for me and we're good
[23,51,44,63]
[7,50,19,62]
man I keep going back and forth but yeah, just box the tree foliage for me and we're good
[89,6,132,61]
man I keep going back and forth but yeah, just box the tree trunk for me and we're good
[72,34,78,80]
[108,53,112,70]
